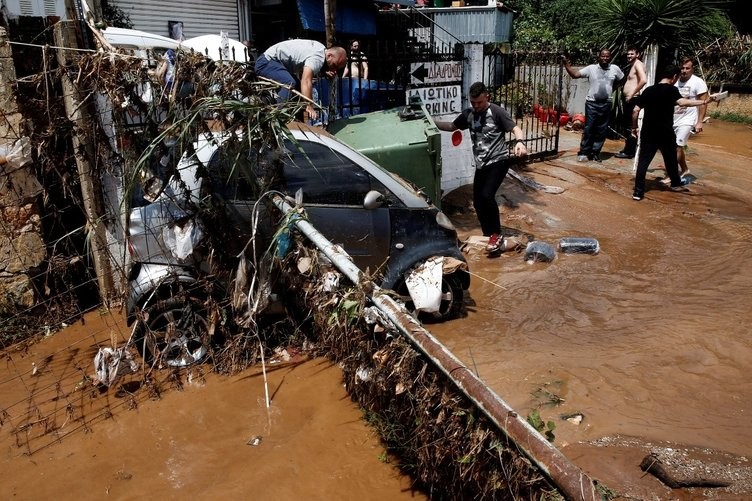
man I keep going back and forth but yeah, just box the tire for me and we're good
[132,297,211,367]
[395,272,464,323]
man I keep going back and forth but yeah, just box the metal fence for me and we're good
[324,10,564,160]
[483,51,565,160]
[322,7,464,119]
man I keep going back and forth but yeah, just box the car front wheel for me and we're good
[395,272,464,323]
[132,297,211,367]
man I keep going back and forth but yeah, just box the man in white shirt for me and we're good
[672,57,709,178]
[563,49,624,163]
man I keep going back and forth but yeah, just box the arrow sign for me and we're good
[411,64,429,83]
[409,61,462,85]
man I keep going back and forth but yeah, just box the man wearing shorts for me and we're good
[672,57,708,179]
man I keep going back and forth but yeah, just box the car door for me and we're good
[279,138,391,273]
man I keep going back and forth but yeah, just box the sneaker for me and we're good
[591,153,602,163]
[632,190,644,201]
[614,151,634,159]
[669,184,689,192]
[576,155,588,162]
[486,233,503,254]
[659,176,672,185]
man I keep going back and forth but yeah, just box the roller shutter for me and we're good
[112,0,241,40]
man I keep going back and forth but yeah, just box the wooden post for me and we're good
[324,0,338,123]
[53,21,116,304]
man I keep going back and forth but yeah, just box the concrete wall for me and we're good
[0,28,45,310]
[711,92,752,116]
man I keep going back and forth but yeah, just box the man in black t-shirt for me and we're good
[434,82,527,255]
[630,65,716,201]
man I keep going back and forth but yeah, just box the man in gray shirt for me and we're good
[563,49,624,162]
[255,39,346,121]
[434,82,527,256]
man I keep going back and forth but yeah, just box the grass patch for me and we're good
[709,111,752,125]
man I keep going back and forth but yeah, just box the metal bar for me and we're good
[272,194,598,501]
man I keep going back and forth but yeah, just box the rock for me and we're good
[640,446,751,489]
[4,232,46,272]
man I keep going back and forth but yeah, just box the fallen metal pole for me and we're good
[273,195,598,501]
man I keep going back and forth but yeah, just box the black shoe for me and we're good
[614,151,634,159]
[591,153,602,163]
[632,190,644,201]
[668,177,690,192]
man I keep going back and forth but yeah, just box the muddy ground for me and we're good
[1,119,751,500]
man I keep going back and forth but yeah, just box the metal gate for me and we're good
[328,12,564,161]
[330,8,464,118]
[483,50,564,160]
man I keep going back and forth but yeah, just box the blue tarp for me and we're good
[315,78,405,118]
[297,0,378,36]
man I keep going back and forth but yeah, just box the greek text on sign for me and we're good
[407,85,461,116]
[410,61,462,85]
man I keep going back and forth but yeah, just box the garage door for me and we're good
[112,0,241,40]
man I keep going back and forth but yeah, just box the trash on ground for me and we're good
[94,347,138,387]
[558,237,600,255]
[524,241,556,263]
[561,412,584,425]
[405,256,444,313]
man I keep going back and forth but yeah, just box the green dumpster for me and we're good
[328,97,443,208]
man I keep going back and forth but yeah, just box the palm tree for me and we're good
[589,0,733,58]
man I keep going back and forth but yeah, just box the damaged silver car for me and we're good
[125,125,469,367]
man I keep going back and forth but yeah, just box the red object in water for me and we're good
[451,129,462,146]
[572,113,586,124]
[559,113,570,126]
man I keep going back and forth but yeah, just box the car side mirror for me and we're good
[363,190,384,210]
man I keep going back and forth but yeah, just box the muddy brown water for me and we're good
[1,120,750,500]
[434,119,752,498]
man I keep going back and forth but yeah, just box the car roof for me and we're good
[102,28,250,63]
[102,27,180,50]
[181,35,251,63]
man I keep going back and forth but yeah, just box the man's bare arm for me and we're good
[300,66,316,120]
[561,56,582,79]
[694,90,709,132]
[434,120,457,132]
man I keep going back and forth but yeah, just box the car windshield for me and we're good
[206,137,402,207]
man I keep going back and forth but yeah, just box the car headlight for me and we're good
[435,211,455,231]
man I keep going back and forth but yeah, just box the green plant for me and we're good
[708,111,752,125]
[588,0,733,57]
[493,81,534,116]
[527,409,556,442]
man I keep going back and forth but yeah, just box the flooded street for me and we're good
[433,119,752,497]
[1,120,750,500]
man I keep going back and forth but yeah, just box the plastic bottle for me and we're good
[524,241,556,263]
[558,237,600,255]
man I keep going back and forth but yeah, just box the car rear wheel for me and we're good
[132,297,211,367]
[395,272,464,323]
